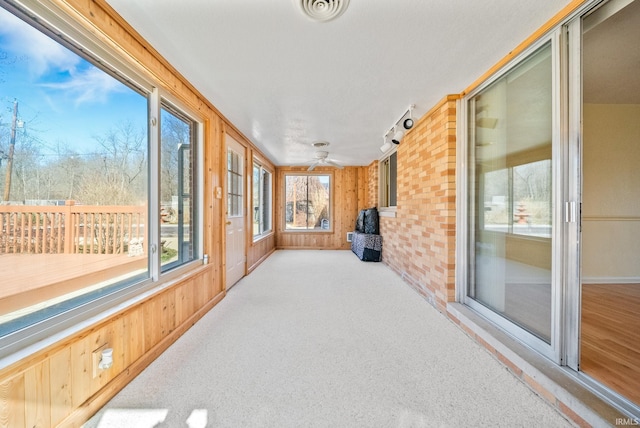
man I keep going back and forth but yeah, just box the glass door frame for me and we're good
[459,0,640,416]
[457,30,564,363]
[565,0,640,417]
[563,0,640,373]
[563,12,583,372]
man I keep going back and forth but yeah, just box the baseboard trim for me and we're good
[248,247,276,274]
[276,246,350,250]
[582,277,640,284]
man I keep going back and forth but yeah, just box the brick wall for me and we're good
[373,95,458,312]
[367,160,378,208]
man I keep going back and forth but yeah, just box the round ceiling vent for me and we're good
[298,0,350,22]
[311,140,330,148]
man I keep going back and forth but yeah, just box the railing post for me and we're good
[64,200,75,254]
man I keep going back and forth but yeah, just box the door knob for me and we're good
[226,221,231,225]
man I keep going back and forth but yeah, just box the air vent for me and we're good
[298,0,350,22]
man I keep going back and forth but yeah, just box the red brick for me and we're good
[558,401,591,428]
[497,352,524,377]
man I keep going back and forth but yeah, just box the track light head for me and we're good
[403,105,415,129]
[391,128,404,144]
[403,117,414,129]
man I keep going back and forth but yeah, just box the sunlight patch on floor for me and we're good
[89,408,207,428]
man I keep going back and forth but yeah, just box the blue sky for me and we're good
[0,7,147,157]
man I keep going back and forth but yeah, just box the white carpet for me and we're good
[84,250,571,427]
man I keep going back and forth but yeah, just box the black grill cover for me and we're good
[363,207,379,235]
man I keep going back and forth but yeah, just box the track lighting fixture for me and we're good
[403,115,414,130]
[391,126,404,144]
[382,104,415,149]
[380,137,392,153]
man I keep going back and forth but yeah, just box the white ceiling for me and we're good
[583,0,640,104]
[104,0,572,167]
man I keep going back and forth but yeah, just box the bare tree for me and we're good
[160,112,190,203]
[285,175,329,228]
[78,121,146,205]
[12,138,43,202]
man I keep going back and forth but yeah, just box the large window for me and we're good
[380,151,397,208]
[284,174,330,230]
[252,161,272,237]
[0,4,200,354]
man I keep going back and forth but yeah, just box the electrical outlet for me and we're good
[92,344,110,378]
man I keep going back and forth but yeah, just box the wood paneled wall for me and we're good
[275,166,369,250]
[0,267,222,427]
[0,1,274,427]
[249,233,276,272]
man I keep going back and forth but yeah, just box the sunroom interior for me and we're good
[0,0,638,426]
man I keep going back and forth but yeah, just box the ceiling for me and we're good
[104,0,572,167]
[583,0,640,104]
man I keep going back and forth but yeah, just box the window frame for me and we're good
[0,1,204,359]
[378,148,398,217]
[252,159,273,240]
[283,172,333,232]
[157,98,201,273]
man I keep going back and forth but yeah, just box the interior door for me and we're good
[225,134,246,289]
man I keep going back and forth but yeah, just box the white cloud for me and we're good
[1,8,125,106]
[0,9,78,77]
[41,67,125,106]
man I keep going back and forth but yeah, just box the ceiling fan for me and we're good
[307,150,344,171]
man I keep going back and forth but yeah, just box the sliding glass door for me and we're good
[462,0,640,414]
[465,37,560,359]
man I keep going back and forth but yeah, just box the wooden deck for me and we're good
[0,253,146,316]
[581,283,640,405]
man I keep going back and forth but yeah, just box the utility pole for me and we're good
[3,99,17,201]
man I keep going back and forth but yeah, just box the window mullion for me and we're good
[508,167,514,234]
[259,167,264,233]
[149,88,161,281]
[305,176,310,229]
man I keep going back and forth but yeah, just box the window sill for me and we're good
[0,261,210,369]
[378,208,397,218]
[283,229,334,234]
[253,231,274,243]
